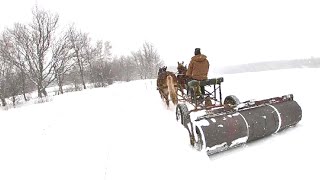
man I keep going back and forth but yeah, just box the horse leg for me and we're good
[164,93,170,107]
[186,86,189,96]
[180,85,184,96]
[159,90,163,99]
[180,80,184,96]
[167,75,178,105]
[161,88,170,107]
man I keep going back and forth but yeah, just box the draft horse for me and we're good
[157,66,178,107]
[176,61,190,95]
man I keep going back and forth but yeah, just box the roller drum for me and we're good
[194,100,302,155]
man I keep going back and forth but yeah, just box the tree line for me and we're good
[0,6,163,107]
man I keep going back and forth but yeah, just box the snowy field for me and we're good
[0,68,319,180]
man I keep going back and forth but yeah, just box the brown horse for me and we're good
[157,66,178,107]
[177,61,189,95]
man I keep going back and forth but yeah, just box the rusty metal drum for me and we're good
[185,96,302,155]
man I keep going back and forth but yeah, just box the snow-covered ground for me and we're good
[0,68,319,180]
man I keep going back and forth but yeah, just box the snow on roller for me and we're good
[175,77,302,156]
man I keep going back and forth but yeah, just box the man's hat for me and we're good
[195,48,201,55]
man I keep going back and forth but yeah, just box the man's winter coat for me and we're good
[186,54,209,81]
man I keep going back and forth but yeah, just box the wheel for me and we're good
[176,104,190,126]
[224,95,241,107]
[176,104,197,146]
[194,126,203,151]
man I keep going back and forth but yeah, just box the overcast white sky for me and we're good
[1,0,319,66]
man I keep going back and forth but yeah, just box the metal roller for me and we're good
[175,74,302,156]
[188,96,302,155]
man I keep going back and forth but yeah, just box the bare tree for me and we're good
[51,32,74,94]
[113,55,137,82]
[67,26,90,89]
[86,40,114,87]
[89,41,104,86]
[0,53,7,106]
[5,68,20,106]
[17,66,30,101]
[0,32,10,106]
[133,42,163,79]
[142,42,163,78]
[0,31,21,106]
[2,30,33,101]
[104,41,112,62]
[102,41,114,85]
[84,40,97,85]
[9,7,59,98]
[124,56,138,81]
[132,51,144,79]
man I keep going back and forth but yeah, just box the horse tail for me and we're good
[167,75,178,105]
